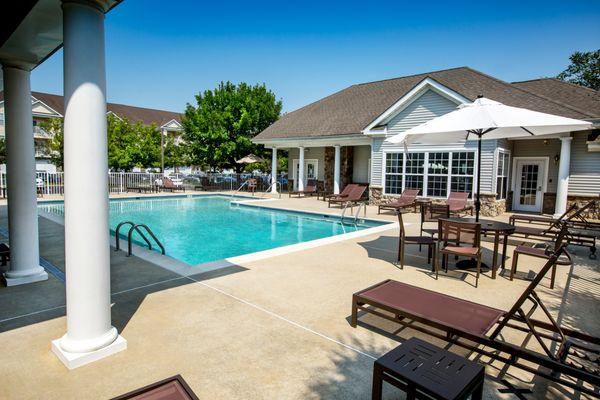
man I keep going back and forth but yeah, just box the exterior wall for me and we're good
[370,89,499,196]
[569,131,600,195]
[287,147,326,181]
[511,138,560,193]
[352,145,370,184]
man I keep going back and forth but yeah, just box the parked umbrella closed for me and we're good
[386,96,593,220]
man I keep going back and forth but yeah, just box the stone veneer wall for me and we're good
[567,195,600,220]
[369,187,506,217]
[324,146,354,192]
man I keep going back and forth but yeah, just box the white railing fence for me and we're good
[0,172,286,197]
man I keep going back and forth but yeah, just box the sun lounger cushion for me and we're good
[357,280,504,336]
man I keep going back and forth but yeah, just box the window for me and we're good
[385,151,475,197]
[385,153,403,194]
[450,152,475,198]
[496,151,510,200]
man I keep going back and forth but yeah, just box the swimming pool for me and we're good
[38,195,387,265]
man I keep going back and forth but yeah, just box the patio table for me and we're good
[447,217,515,279]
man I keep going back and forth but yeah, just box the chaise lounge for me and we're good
[350,227,600,397]
[327,184,367,208]
[377,189,419,214]
[446,191,474,216]
[289,179,317,197]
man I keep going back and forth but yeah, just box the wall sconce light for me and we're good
[554,154,560,165]
[543,139,549,145]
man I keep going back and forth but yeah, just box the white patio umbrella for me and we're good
[236,154,265,164]
[386,96,593,221]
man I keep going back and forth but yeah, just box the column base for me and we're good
[51,335,127,369]
[2,269,48,286]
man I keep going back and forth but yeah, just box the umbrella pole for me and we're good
[475,135,482,222]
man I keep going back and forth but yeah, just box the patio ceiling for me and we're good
[0,0,121,91]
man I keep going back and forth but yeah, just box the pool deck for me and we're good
[0,191,599,399]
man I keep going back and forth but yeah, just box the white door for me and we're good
[292,159,318,190]
[513,159,546,213]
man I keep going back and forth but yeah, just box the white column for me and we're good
[333,145,341,195]
[161,128,167,173]
[554,136,572,218]
[270,148,278,193]
[52,0,126,369]
[297,146,305,191]
[1,65,47,286]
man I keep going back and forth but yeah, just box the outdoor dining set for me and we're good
[387,188,598,288]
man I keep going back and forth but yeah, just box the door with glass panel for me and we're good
[292,159,318,190]
[513,159,545,212]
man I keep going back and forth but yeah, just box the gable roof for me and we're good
[0,91,182,127]
[511,78,600,119]
[255,67,598,141]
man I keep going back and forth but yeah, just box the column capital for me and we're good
[62,0,111,13]
[560,136,573,142]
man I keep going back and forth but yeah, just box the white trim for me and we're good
[292,158,318,190]
[160,118,183,131]
[105,110,122,120]
[253,134,370,148]
[511,156,549,212]
[362,77,470,135]
[29,96,63,117]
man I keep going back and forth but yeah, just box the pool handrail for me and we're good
[127,223,165,256]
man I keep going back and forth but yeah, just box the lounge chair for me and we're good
[324,184,356,203]
[328,184,367,208]
[351,226,600,397]
[162,177,185,192]
[447,191,473,216]
[396,211,436,270]
[510,199,599,231]
[511,201,597,259]
[377,189,419,214]
[289,179,317,198]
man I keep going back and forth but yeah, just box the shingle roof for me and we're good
[255,67,598,140]
[0,91,182,127]
[511,78,600,119]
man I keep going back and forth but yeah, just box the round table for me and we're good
[447,217,516,279]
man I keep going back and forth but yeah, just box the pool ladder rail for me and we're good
[341,201,367,224]
[115,221,165,257]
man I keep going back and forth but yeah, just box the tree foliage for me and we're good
[40,117,64,168]
[557,49,600,90]
[182,81,282,172]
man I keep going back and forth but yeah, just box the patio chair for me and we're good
[511,201,597,259]
[420,203,450,240]
[162,177,185,192]
[437,218,482,287]
[377,189,420,214]
[446,191,474,216]
[289,179,317,198]
[328,184,368,209]
[509,203,578,227]
[396,211,436,271]
[351,228,600,398]
[510,223,572,289]
[247,178,257,193]
[325,184,356,204]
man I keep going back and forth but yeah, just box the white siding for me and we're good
[512,139,560,192]
[370,89,498,193]
[569,132,600,195]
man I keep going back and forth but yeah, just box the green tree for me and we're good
[0,138,6,164]
[40,117,64,168]
[164,135,190,172]
[182,82,282,172]
[557,49,600,90]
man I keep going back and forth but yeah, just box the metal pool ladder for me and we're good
[263,181,282,198]
[341,202,367,223]
[115,221,165,257]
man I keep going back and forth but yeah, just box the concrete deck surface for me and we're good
[0,193,598,399]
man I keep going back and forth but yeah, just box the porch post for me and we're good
[1,65,47,286]
[52,0,126,369]
[270,147,278,193]
[554,136,572,218]
[333,145,341,195]
[161,128,167,173]
[298,146,305,192]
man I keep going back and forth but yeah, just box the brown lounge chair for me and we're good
[162,177,185,192]
[447,191,474,216]
[328,184,367,208]
[510,199,600,231]
[511,201,597,259]
[377,189,419,214]
[289,179,317,198]
[351,227,600,397]
[325,184,356,203]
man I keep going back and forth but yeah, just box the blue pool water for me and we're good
[38,195,385,265]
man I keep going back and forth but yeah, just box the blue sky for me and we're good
[31,0,600,113]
